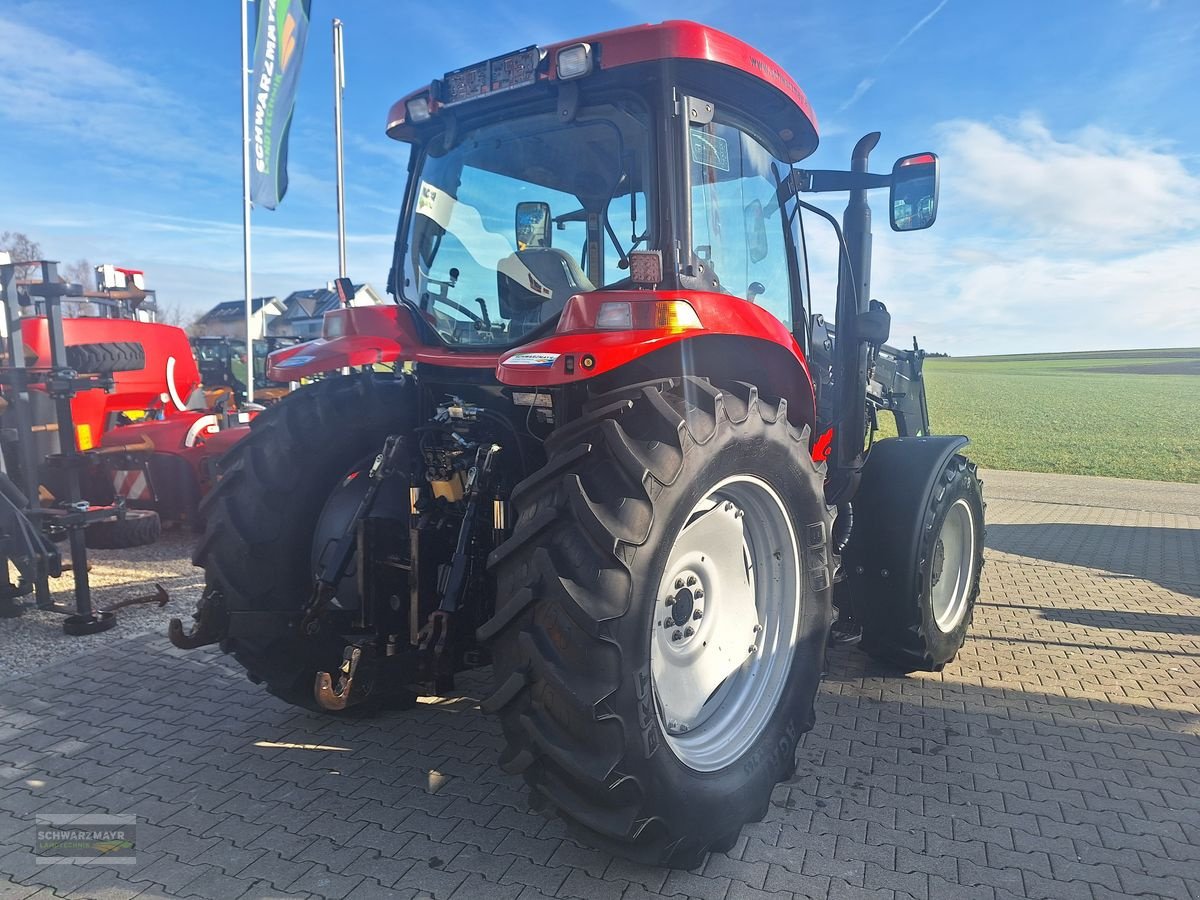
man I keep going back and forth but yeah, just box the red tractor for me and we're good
[176,21,984,866]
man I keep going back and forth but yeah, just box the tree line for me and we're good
[1,230,196,329]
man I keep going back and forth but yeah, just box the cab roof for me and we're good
[386,20,820,162]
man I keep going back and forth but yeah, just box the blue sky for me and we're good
[2,0,1198,355]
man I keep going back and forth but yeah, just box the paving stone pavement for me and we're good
[0,471,1197,899]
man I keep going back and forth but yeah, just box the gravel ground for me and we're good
[0,527,202,679]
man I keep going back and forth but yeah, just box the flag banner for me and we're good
[249,0,312,209]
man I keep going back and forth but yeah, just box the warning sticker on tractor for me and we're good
[415,180,455,229]
[690,128,730,172]
[505,353,559,368]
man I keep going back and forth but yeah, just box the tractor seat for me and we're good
[497,248,594,337]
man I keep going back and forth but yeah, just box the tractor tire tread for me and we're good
[85,509,161,549]
[483,376,832,867]
[64,341,146,375]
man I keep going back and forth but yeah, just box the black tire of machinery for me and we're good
[858,455,986,671]
[192,373,413,713]
[64,342,146,375]
[84,509,162,549]
[481,376,834,869]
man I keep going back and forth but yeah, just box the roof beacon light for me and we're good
[556,43,593,80]
[406,95,432,123]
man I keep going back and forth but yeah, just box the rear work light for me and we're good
[595,301,633,329]
[595,299,702,331]
[405,95,432,123]
[556,43,593,79]
[628,249,663,285]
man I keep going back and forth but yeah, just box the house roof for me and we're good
[202,283,378,329]
[280,284,365,320]
[198,296,279,322]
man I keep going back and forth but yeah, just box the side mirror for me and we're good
[333,276,356,306]
[889,153,939,232]
[515,201,551,250]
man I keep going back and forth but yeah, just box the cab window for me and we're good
[689,119,798,331]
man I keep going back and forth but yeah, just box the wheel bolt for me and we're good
[693,609,703,621]
[724,502,734,511]
[734,509,744,519]
[686,575,697,586]
[753,623,762,633]
[665,596,675,606]
[672,630,682,642]
[694,589,704,599]
[675,577,685,589]
[683,626,694,638]
[748,644,758,654]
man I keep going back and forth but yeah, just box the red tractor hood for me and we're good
[267,305,414,380]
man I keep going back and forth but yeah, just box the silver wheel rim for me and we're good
[650,475,801,773]
[930,498,976,633]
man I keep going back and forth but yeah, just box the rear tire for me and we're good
[857,455,985,671]
[192,374,412,712]
[85,509,161,549]
[65,342,145,375]
[482,377,833,868]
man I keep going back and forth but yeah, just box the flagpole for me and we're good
[332,18,347,279]
[240,0,255,403]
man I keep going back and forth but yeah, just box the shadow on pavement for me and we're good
[986,522,1200,597]
[1037,607,1200,636]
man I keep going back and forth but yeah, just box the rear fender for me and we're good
[587,334,816,433]
[267,305,422,380]
[496,290,816,428]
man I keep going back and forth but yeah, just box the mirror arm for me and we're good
[792,169,892,194]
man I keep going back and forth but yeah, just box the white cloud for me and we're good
[867,232,1200,354]
[0,13,224,175]
[803,116,1200,354]
[939,115,1200,252]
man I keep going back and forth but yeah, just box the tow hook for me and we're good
[167,588,227,650]
[314,644,373,711]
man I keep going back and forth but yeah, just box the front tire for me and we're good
[482,378,832,867]
[857,454,985,671]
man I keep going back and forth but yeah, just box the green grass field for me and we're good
[912,348,1200,484]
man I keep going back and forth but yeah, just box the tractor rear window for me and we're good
[400,101,652,347]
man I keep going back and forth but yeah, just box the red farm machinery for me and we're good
[0,259,249,629]
[174,21,985,866]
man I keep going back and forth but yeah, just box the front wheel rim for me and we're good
[650,475,802,773]
[930,497,976,633]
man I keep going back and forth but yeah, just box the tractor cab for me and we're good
[384,22,822,350]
